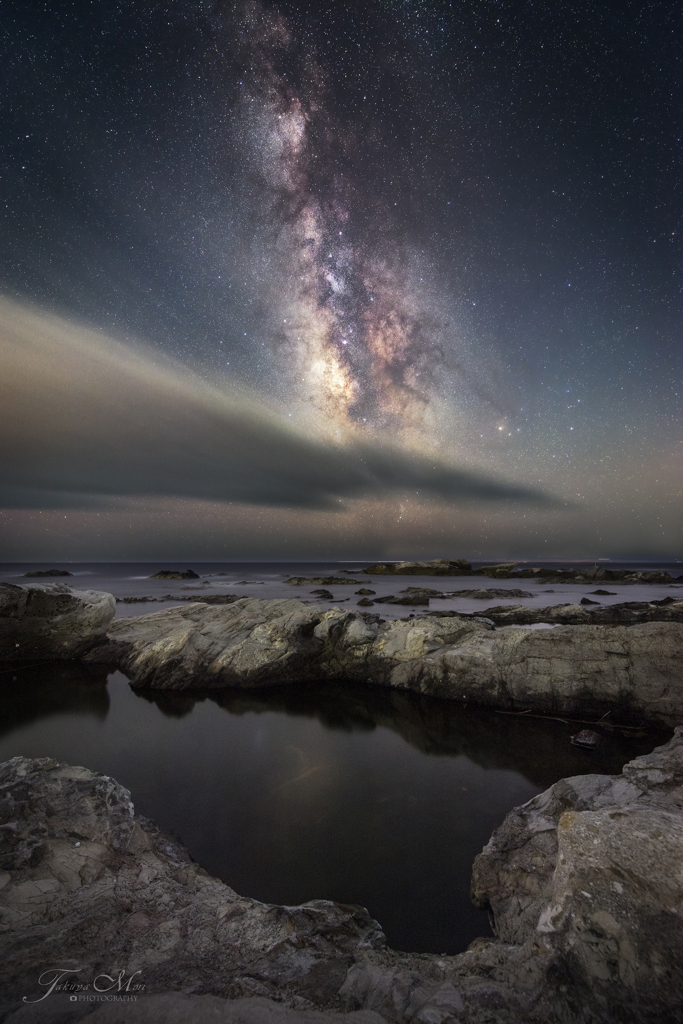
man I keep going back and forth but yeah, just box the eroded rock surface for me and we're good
[0,582,115,660]
[3,734,683,1023]
[84,598,683,727]
[0,757,385,1022]
[457,598,683,626]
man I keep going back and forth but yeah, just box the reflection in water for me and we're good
[0,661,110,738]
[143,681,664,791]
[0,666,668,954]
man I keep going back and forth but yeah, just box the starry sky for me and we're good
[0,0,681,561]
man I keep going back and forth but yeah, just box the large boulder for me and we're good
[87,599,683,727]
[466,726,683,1023]
[0,756,384,1021]
[0,582,115,660]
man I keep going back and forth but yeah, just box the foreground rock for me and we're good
[0,757,385,1021]
[83,597,683,727]
[3,733,683,1023]
[0,582,115,660]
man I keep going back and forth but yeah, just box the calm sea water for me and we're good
[0,651,666,953]
[2,559,682,622]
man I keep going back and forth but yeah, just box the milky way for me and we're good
[230,1,485,444]
[0,0,681,559]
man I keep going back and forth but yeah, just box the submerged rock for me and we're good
[0,582,115,660]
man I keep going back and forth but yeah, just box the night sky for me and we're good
[1,0,681,560]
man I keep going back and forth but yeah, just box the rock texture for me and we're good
[0,583,115,660]
[3,734,683,1023]
[0,757,384,1022]
[361,559,473,576]
[84,598,683,727]
[449,598,683,626]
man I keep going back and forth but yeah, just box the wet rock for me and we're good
[355,589,376,596]
[0,757,385,1021]
[23,569,72,577]
[357,599,375,607]
[570,728,601,748]
[148,570,199,580]
[0,583,115,660]
[590,589,617,595]
[312,590,335,599]
[580,597,599,605]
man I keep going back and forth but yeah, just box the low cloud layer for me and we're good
[0,298,557,512]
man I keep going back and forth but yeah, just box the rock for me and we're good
[0,583,115,660]
[357,599,375,607]
[22,569,72,577]
[4,734,683,1023]
[467,727,683,1023]
[148,570,199,580]
[374,592,431,606]
[311,589,334,598]
[447,588,533,600]
[0,757,385,1020]
[570,728,602,748]
[355,589,376,596]
[44,993,390,1023]
[457,598,683,627]
[580,597,599,605]
[474,562,519,578]
[286,577,359,586]
[361,560,472,576]
[590,589,617,595]
[81,598,683,727]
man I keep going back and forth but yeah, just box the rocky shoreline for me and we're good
[2,582,683,727]
[1,730,682,1023]
[1,580,683,1021]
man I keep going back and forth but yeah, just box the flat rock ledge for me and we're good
[3,730,683,1023]
[82,596,683,728]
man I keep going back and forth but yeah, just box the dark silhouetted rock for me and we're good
[580,597,600,605]
[23,568,72,577]
[591,589,617,595]
[361,559,472,576]
[357,599,374,607]
[355,589,376,595]
[149,569,200,580]
[286,577,358,586]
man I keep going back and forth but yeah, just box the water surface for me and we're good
[0,662,665,954]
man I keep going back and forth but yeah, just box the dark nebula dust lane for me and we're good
[0,1,681,559]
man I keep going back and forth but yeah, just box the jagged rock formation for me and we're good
[78,597,683,728]
[0,582,115,660]
[0,757,385,1022]
[2,732,683,1022]
[451,598,683,626]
